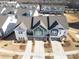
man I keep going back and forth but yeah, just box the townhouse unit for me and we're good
[14,22,27,42]
[36,0,66,14]
[0,14,19,37]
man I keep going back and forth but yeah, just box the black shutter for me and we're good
[49,21,58,30]
[47,16,50,29]
[31,17,34,29]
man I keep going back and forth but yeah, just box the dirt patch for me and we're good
[0,40,25,52]
[68,54,79,59]
[45,56,54,59]
[44,41,52,53]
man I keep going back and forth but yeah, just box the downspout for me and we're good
[47,16,50,29]
[31,17,34,29]
[31,17,34,38]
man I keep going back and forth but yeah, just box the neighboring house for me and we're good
[16,8,33,16]
[38,0,66,14]
[0,7,6,14]
[2,15,18,37]
[14,23,27,42]
[39,5,65,14]
[0,7,16,15]
[47,15,68,39]
[17,0,65,4]
[16,4,38,16]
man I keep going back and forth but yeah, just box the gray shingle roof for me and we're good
[14,22,27,31]
[0,7,4,13]
[0,15,8,28]
[17,15,68,30]
[32,16,47,29]
[17,0,65,4]
[1,7,16,14]
[49,15,69,29]
[16,8,35,16]
[17,16,32,29]
[0,15,68,31]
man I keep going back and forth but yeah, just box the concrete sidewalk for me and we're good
[51,41,68,59]
[33,41,45,59]
[22,41,32,59]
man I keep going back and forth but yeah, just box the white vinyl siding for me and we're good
[50,22,67,38]
[15,31,27,41]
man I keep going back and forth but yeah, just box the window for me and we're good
[22,10,32,16]
[20,32,23,34]
[18,37,25,40]
[19,37,21,40]
[19,31,23,34]
[19,32,20,34]
[51,29,58,36]
[23,37,25,40]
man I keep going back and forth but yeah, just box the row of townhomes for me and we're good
[0,0,68,42]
